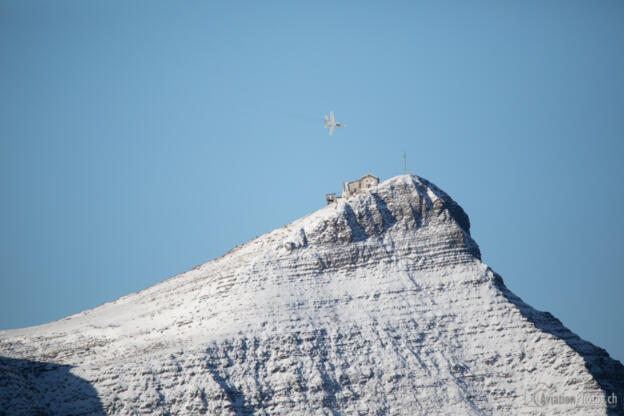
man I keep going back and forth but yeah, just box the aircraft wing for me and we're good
[330,111,335,122]
[329,125,335,135]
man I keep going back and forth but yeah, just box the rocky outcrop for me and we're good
[1,175,622,415]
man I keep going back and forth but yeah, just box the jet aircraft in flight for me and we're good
[324,111,345,135]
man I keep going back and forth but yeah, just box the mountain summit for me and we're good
[1,175,623,415]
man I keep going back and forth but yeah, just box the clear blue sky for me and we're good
[1,1,623,362]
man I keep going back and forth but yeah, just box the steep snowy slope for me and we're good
[1,175,622,415]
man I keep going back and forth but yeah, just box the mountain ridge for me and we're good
[1,174,622,415]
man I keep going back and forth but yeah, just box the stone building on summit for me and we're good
[326,174,379,205]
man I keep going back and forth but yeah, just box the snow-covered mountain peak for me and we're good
[1,174,622,415]
[284,174,475,251]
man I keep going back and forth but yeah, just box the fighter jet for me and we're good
[324,111,345,135]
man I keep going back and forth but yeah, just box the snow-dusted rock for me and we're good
[1,175,622,415]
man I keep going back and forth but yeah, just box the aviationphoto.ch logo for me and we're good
[524,382,619,410]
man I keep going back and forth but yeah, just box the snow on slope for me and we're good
[1,174,622,415]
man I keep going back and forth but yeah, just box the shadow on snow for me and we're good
[0,356,104,416]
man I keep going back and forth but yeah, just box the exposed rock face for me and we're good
[1,175,622,415]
